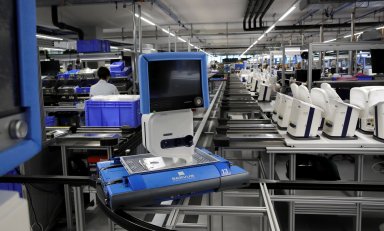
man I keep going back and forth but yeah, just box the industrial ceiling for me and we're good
[36,0,384,55]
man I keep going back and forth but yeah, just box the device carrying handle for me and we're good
[96,184,175,231]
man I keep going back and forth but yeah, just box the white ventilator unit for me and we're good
[368,88,384,141]
[350,86,384,133]
[272,92,282,122]
[258,83,272,102]
[142,109,194,163]
[277,83,299,129]
[320,83,360,138]
[287,85,323,138]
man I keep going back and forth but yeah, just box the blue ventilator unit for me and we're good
[0,0,42,175]
[97,149,249,209]
[97,52,249,208]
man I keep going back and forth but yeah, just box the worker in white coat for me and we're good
[90,67,119,96]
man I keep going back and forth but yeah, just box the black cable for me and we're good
[25,185,44,231]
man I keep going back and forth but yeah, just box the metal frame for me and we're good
[308,42,384,90]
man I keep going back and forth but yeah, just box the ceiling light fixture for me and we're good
[265,24,275,34]
[323,38,337,43]
[178,37,186,43]
[278,6,296,21]
[343,31,363,38]
[376,26,384,30]
[36,34,63,41]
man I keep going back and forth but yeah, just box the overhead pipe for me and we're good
[51,6,84,40]
[249,0,261,29]
[253,0,267,28]
[244,22,383,31]
[259,0,274,27]
[243,0,254,31]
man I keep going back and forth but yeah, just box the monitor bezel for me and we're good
[138,52,210,114]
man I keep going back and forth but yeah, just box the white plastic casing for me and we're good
[277,95,294,129]
[287,99,323,138]
[142,109,194,162]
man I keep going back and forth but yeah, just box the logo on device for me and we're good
[172,171,195,181]
[178,171,185,176]
[194,97,203,106]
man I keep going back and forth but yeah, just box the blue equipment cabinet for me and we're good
[0,0,42,175]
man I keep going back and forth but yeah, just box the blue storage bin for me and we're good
[45,116,56,126]
[110,62,125,72]
[111,67,132,77]
[357,76,373,81]
[77,40,111,53]
[1,170,22,197]
[85,100,141,128]
[75,86,91,94]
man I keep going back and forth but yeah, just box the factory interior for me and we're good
[2,0,384,230]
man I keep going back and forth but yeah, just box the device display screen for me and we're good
[371,49,384,74]
[40,60,60,76]
[0,0,20,117]
[148,60,203,112]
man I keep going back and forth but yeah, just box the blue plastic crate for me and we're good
[75,86,91,94]
[111,67,132,78]
[85,100,141,128]
[357,76,373,81]
[45,116,56,126]
[110,61,125,72]
[1,170,22,197]
[77,40,110,53]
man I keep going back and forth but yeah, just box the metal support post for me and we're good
[132,3,137,94]
[349,8,356,75]
[188,38,191,52]
[336,50,340,73]
[61,146,73,231]
[73,186,85,231]
[168,26,171,52]
[282,44,286,88]
[308,43,313,90]
[174,31,177,52]
[289,154,296,231]
[319,25,324,73]
[138,4,142,54]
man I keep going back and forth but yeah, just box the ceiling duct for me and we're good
[243,0,275,31]
[51,6,84,40]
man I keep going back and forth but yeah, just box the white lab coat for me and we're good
[90,79,119,96]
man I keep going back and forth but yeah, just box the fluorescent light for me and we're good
[324,38,336,43]
[36,34,63,41]
[376,26,384,30]
[162,28,169,34]
[278,6,296,21]
[265,25,275,34]
[134,13,139,18]
[40,47,65,51]
[110,46,119,49]
[178,37,186,42]
[123,48,131,51]
[258,34,265,41]
[141,16,156,26]
[169,32,175,37]
[343,32,363,38]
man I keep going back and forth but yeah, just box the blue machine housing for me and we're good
[97,148,249,209]
[138,52,210,114]
[0,0,42,175]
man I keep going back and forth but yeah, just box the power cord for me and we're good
[25,185,44,231]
